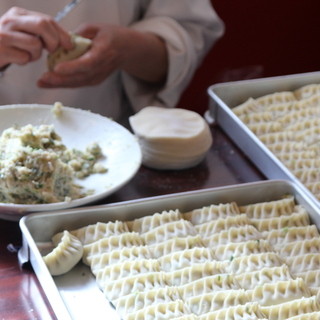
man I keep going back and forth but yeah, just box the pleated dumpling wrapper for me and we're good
[47,34,92,71]
[129,106,212,170]
[43,230,83,276]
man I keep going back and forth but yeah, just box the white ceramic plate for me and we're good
[0,104,142,220]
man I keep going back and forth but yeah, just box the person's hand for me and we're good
[38,23,168,88]
[0,7,73,68]
[38,23,125,88]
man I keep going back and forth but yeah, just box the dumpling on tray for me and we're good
[42,230,83,276]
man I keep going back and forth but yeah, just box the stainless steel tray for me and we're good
[19,179,320,320]
[208,71,320,209]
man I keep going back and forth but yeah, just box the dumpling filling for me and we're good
[0,124,106,204]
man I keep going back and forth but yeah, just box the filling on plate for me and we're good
[0,124,106,204]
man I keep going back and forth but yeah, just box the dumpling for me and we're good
[263,225,319,249]
[186,289,249,315]
[103,272,166,301]
[260,296,320,320]
[286,254,320,274]
[214,239,273,261]
[295,129,320,146]
[305,182,320,200]
[197,302,266,320]
[142,219,197,245]
[82,232,144,265]
[226,252,284,274]
[287,312,320,320]
[129,209,182,233]
[247,278,311,307]
[294,84,320,100]
[265,101,302,116]
[47,34,91,71]
[259,131,295,146]
[247,122,283,135]
[278,151,318,163]
[286,118,320,132]
[239,196,296,219]
[194,214,252,237]
[148,236,204,259]
[278,108,320,127]
[59,220,129,245]
[94,259,160,288]
[235,265,293,290]
[295,269,320,293]
[123,300,188,320]
[267,142,305,155]
[280,238,320,258]
[251,211,310,232]
[183,202,240,225]
[43,230,83,276]
[239,111,274,125]
[170,316,198,320]
[159,247,217,272]
[112,286,180,317]
[164,261,222,286]
[255,91,296,107]
[203,225,261,247]
[178,273,239,300]
[87,246,151,272]
[232,98,260,116]
[295,169,320,184]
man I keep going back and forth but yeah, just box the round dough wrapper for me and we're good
[47,34,92,71]
[129,106,212,170]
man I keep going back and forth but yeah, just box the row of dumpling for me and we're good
[54,195,320,319]
[232,83,320,200]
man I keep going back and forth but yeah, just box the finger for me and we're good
[12,16,71,52]
[0,46,31,65]
[1,31,43,61]
[4,8,73,52]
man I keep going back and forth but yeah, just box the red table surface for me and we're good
[0,126,264,320]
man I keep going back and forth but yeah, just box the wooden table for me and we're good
[0,125,264,320]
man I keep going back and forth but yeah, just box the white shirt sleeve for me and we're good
[122,0,225,112]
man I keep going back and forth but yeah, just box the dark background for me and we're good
[178,1,320,114]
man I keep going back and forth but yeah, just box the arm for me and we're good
[124,0,225,110]
[0,7,72,68]
[119,27,168,84]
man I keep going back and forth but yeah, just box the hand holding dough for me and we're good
[47,34,92,71]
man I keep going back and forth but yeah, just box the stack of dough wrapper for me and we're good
[129,106,212,170]
[46,194,320,319]
[232,83,320,201]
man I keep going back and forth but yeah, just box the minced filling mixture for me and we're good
[0,124,106,204]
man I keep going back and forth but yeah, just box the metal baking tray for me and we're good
[19,179,320,320]
[208,71,320,209]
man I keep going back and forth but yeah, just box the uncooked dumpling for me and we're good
[47,34,92,71]
[129,106,212,169]
[43,230,83,276]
